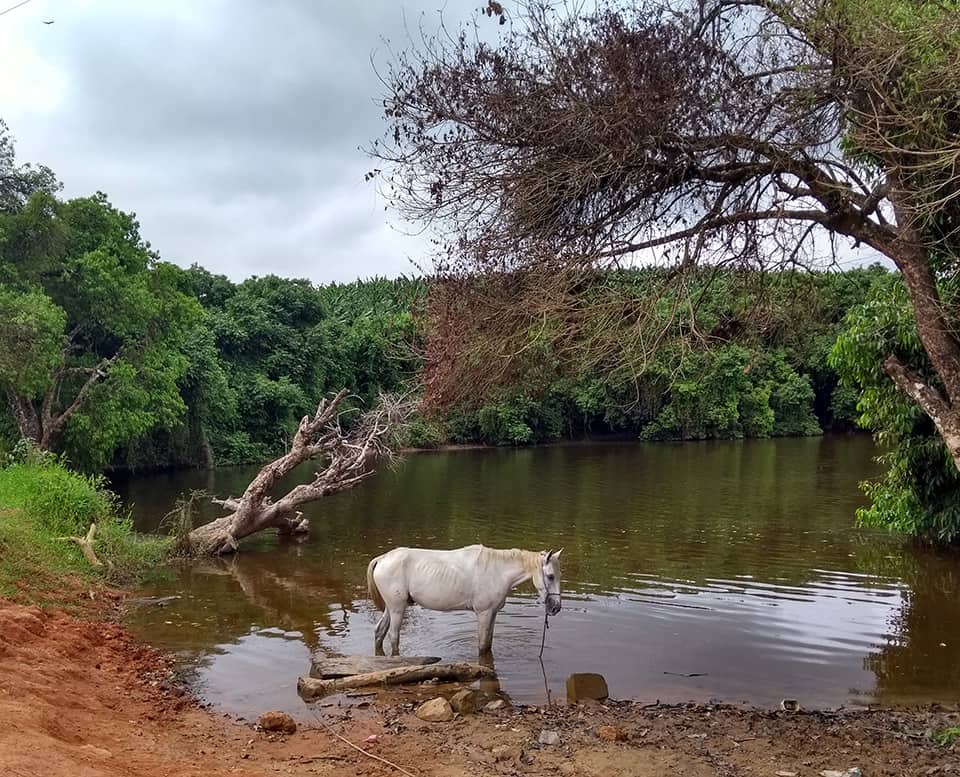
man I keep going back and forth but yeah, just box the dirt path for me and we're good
[1,597,956,777]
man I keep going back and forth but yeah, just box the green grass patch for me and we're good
[0,449,171,603]
[934,727,960,747]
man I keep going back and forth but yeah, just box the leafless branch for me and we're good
[188,392,412,555]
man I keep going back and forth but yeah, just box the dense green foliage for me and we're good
[823,0,960,542]
[0,180,203,469]
[151,269,423,466]
[0,284,66,397]
[832,275,960,542]
[0,256,883,468]
[0,444,169,600]
[407,268,883,448]
[0,180,885,468]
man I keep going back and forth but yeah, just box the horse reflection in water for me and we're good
[366,544,563,660]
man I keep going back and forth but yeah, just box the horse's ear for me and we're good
[554,548,564,559]
[545,549,556,562]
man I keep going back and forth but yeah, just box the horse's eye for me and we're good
[547,574,555,581]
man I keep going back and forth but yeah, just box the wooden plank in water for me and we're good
[310,655,442,679]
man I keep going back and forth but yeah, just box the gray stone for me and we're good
[538,729,561,746]
[483,698,508,713]
[450,688,478,714]
[818,771,861,777]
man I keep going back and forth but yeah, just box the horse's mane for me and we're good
[478,546,541,576]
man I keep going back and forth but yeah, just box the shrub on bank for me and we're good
[0,444,170,600]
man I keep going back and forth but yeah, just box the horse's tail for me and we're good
[367,554,386,611]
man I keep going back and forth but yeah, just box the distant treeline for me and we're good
[1,155,945,543]
[0,196,887,472]
[41,265,892,471]
[0,121,892,472]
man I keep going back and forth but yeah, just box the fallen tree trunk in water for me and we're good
[310,655,441,679]
[188,390,405,555]
[297,663,495,700]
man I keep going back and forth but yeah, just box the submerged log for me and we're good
[297,662,495,701]
[310,655,442,679]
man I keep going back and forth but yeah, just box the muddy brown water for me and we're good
[115,436,960,720]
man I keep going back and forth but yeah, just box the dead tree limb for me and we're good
[58,523,103,568]
[311,655,441,679]
[188,391,407,556]
[297,663,496,700]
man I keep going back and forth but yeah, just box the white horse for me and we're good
[366,544,563,657]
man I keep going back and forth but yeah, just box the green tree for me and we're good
[832,274,960,541]
[0,286,66,401]
[0,119,58,212]
[185,273,423,464]
[0,126,201,468]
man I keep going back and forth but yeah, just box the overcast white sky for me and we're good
[0,0,482,284]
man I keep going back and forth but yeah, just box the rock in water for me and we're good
[449,688,478,714]
[415,697,454,722]
[257,711,297,734]
[566,673,609,702]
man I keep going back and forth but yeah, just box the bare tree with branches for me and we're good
[188,391,406,555]
[370,0,960,466]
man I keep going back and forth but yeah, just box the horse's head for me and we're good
[538,548,563,616]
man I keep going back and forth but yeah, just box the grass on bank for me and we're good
[0,446,171,604]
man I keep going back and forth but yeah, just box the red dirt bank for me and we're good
[1,596,958,777]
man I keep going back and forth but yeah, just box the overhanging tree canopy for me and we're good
[370,0,960,465]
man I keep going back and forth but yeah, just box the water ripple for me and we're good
[120,437,960,719]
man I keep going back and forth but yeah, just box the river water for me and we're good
[115,436,960,719]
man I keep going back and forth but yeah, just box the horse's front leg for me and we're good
[476,608,498,657]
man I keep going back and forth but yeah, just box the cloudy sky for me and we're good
[0,0,887,286]
[0,0,480,283]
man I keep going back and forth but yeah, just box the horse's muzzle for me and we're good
[546,595,562,616]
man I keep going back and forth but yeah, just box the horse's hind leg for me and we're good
[385,603,406,656]
[374,611,390,656]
